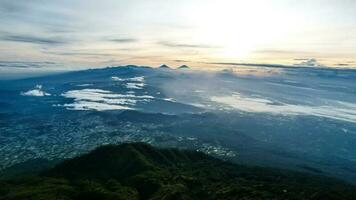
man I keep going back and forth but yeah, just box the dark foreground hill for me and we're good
[0,143,355,200]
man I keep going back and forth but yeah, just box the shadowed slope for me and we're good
[43,143,209,181]
[1,143,356,200]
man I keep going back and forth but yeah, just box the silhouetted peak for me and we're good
[159,64,170,69]
[43,143,208,180]
[178,65,189,69]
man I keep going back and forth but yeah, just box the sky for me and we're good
[0,0,356,77]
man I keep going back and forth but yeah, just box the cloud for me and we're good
[0,61,59,68]
[254,49,311,55]
[174,59,191,63]
[111,76,145,82]
[61,88,154,111]
[336,63,350,66]
[125,82,145,89]
[158,41,217,49]
[208,62,296,69]
[21,85,51,97]
[109,38,138,43]
[210,92,356,124]
[334,61,356,67]
[293,58,311,61]
[208,61,331,70]
[293,58,324,67]
[62,101,133,111]
[0,1,79,33]
[1,34,67,45]
[76,84,94,87]
[46,51,114,57]
[0,0,30,14]
[208,60,356,73]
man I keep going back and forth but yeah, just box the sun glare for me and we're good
[185,0,293,60]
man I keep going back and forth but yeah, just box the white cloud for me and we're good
[294,58,324,67]
[63,101,133,111]
[76,84,94,87]
[61,88,153,111]
[163,98,176,102]
[111,76,145,82]
[128,76,144,82]
[210,92,356,123]
[111,76,146,90]
[111,76,125,81]
[21,85,51,97]
[125,82,146,89]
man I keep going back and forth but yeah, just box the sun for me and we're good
[184,0,291,60]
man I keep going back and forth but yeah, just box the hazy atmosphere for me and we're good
[1,0,356,78]
[1,1,356,199]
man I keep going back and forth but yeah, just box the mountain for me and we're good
[43,143,209,180]
[159,64,170,69]
[1,143,355,200]
[0,158,58,179]
[178,65,189,69]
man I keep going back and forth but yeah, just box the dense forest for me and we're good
[0,143,355,200]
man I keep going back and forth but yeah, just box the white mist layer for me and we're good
[111,76,146,89]
[61,88,153,111]
[21,85,51,97]
[211,92,356,123]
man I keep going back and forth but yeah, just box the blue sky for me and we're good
[0,0,356,76]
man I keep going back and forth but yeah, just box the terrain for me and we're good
[1,143,355,200]
[1,65,356,183]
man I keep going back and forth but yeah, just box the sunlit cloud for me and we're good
[210,92,356,124]
[21,85,51,97]
[157,41,218,49]
[61,88,154,111]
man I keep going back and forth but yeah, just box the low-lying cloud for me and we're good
[21,85,51,97]
[111,76,146,89]
[211,92,356,123]
[61,88,153,111]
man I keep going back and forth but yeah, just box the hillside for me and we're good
[0,143,355,200]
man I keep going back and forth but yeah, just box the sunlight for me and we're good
[185,0,293,59]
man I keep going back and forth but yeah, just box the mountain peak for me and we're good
[159,64,170,69]
[43,143,208,180]
[178,65,189,69]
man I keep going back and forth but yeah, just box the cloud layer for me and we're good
[21,85,51,97]
[210,92,356,123]
[62,88,153,111]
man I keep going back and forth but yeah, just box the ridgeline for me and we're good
[0,143,355,200]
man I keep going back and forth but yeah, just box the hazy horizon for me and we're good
[1,0,356,78]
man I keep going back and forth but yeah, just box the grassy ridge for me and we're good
[1,143,355,200]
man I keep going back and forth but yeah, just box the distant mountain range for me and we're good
[1,143,355,200]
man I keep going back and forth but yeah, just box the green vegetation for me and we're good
[1,143,355,200]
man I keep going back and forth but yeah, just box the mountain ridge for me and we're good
[43,142,210,180]
[1,143,355,200]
